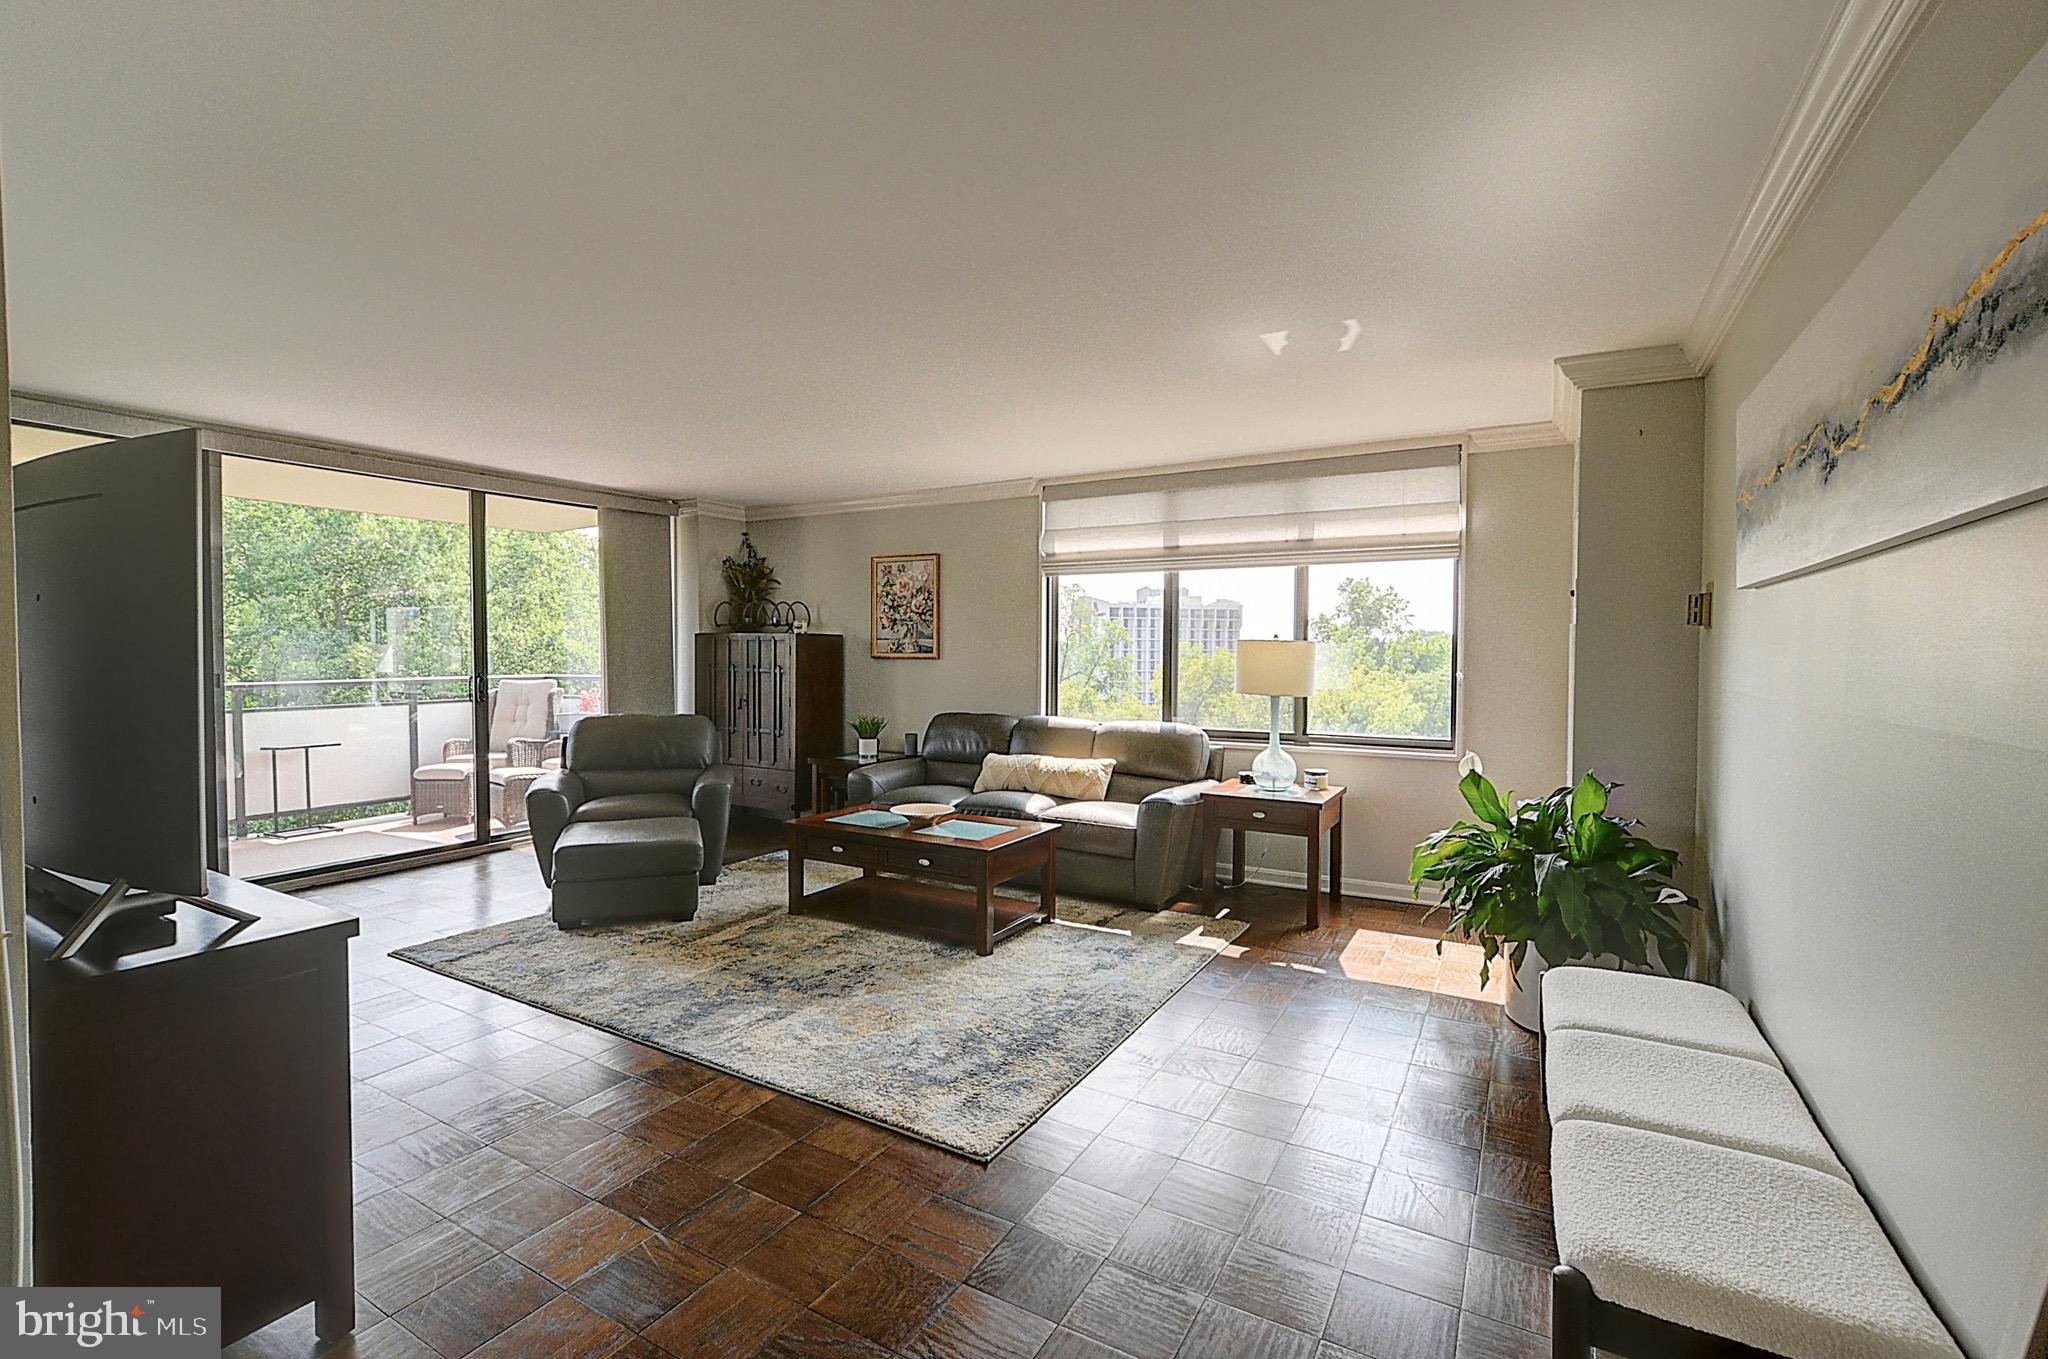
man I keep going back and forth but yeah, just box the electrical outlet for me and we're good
[1686,589,1713,628]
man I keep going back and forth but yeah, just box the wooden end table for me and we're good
[1199,778,1346,928]
[786,805,1059,955]
[808,751,903,814]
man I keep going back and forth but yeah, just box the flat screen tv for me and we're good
[14,428,214,914]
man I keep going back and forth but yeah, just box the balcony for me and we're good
[225,672,599,879]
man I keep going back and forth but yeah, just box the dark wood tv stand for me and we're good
[26,872,358,1345]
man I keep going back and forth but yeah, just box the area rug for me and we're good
[391,853,1246,1160]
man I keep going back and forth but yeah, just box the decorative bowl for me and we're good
[891,802,956,826]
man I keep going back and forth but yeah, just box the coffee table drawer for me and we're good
[806,830,882,867]
[1211,797,1319,833]
[883,840,977,877]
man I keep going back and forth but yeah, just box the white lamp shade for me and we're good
[1236,639,1317,697]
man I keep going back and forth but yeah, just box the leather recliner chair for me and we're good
[846,713,1220,907]
[526,714,735,926]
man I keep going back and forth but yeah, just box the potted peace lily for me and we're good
[850,715,888,761]
[1410,755,1694,1031]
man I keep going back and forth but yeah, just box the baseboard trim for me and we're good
[1214,863,1440,909]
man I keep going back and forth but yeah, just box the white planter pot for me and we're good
[857,737,879,759]
[1504,949,1547,1032]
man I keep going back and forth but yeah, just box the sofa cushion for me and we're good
[874,784,973,809]
[921,713,1020,785]
[553,817,704,882]
[1010,715,1101,759]
[1040,800,1141,858]
[1544,1029,1847,1180]
[957,789,1067,819]
[975,752,1116,800]
[1551,1120,1963,1359]
[1542,966,1782,1068]
[1091,721,1211,783]
[575,792,696,822]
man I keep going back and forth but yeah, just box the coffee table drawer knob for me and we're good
[830,845,845,854]
[1252,810,1268,819]
[917,857,932,867]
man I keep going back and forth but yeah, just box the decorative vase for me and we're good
[1505,949,1547,1032]
[1249,694,1298,791]
[857,737,879,760]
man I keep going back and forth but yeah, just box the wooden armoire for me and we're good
[695,631,844,816]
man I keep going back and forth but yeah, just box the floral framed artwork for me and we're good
[871,553,940,659]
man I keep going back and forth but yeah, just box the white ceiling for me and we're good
[0,1,1836,503]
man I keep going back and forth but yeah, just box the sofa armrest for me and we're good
[845,756,929,803]
[442,735,474,761]
[1132,778,1219,907]
[691,764,737,885]
[526,770,586,885]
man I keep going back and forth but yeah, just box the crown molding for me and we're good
[1464,421,1570,454]
[1553,344,1697,391]
[747,476,1039,521]
[1682,0,1938,371]
[1550,345,1697,441]
[677,497,747,520]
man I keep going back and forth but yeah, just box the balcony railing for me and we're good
[225,672,600,839]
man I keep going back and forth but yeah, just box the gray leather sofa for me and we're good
[527,714,735,926]
[845,713,1221,907]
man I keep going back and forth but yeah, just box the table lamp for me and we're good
[1235,639,1316,792]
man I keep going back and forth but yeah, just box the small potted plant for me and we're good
[850,715,888,761]
[1410,756,1693,1031]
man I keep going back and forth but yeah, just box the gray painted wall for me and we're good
[739,498,1043,740]
[1572,379,1703,863]
[597,507,677,714]
[742,446,1574,896]
[1697,5,2048,1353]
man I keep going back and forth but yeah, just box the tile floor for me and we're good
[229,828,1556,1359]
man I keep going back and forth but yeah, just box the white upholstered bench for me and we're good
[1540,967,1963,1359]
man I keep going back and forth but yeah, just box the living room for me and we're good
[0,4,2043,1359]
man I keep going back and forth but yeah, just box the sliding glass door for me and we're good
[477,495,605,837]
[218,458,481,877]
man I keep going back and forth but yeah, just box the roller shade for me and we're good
[1040,444,1462,571]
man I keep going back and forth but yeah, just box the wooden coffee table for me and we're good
[785,805,1060,955]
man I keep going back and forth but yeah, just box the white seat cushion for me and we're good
[1542,966,1781,1068]
[411,761,470,782]
[490,678,557,750]
[1552,1121,1963,1359]
[1544,1029,1848,1180]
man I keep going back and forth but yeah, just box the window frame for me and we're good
[1043,558,1460,752]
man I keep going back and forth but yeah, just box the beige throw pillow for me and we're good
[975,752,1115,801]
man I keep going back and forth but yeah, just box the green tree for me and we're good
[222,497,600,702]
[1055,583,1154,720]
[1307,575,1452,739]
[1175,644,1266,730]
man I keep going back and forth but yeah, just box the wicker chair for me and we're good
[410,681,561,824]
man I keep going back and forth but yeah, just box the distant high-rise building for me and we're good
[1086,585,1243,702]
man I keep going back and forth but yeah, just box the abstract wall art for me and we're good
[1735,43,2048,588]
[871,553,940,658]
